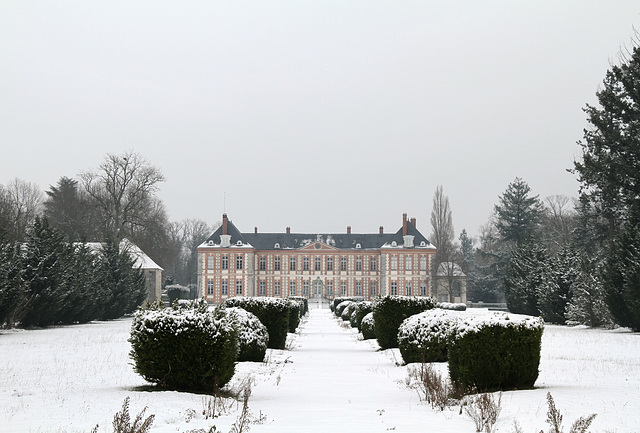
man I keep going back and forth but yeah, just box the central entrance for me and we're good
[312,277,325,299]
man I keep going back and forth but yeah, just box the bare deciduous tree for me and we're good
[79,151,165,243]
[0,178,43,241]
[430,185,458,302]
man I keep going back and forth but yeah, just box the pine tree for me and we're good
[504,239,548,316]
[494,178,544,247]
[537,247,581,324]
[601,206,640,331]
[0,237,24,327]
[573,43,640,244]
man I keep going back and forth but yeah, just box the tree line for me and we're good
[430,39,640,330]
[0,151,217,327]
[0,151,217,288]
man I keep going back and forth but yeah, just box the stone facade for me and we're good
[197,213,437,304]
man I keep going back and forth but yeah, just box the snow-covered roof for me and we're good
[83,239,163,271]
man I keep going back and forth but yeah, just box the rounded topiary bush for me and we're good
[447,312,544,391]
[129,300,238,392]
[289,296,309,316]
[373,296,437,349]
[354,301,373,331]
[361,312,376,340]
[224,297,290,349]
[287,299,301,333]
[342,302,357,322]
[335,301,353,318]
[397,309,462,364]
[225,307,269,362]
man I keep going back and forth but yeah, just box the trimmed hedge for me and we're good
[354,301,373,331]
[289,296,309,316]
[437,302,467,311]
[447,312,544,391]
[361,312,376,340]
[224,297,290,349]
[335,301,353,318]
[129,300,238,392]
[373,296,437,349]
[225,307,269,362]
[342,302,357,322]
[287,300,301,333]
[397,309,462,364]
[332,297,361,313]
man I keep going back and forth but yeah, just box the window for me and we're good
[420,256,427,271]
[453,281,462,298]
[274,256,281,271]
[259,257,266,271]
[341,281,347,296]
[236,280,243,295]
[370,256,377,271]
[390,256,398,270]
[420,282,427,296]
[326,281,333,296]
[222,255,229,270]
[207,256,215,270]
[290,256,296,271]
[340,256,347,271]
[355,281,362,296]
[274,281,281,296]
[207,280,214,295]
[289,281,296,296]
[390,281,398,296]
[221,280,228,295]
[327,257,334,271]
[236,255,243,270]
[259,281,266,296]
[369,281,377,297]
[406,282,412,296]
[303,281,309,296]
[315,256,322,271]
[303,257,310,271]
[405,256,412,271]
[356,257,362,271]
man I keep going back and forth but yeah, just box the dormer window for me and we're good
[356,243,361,249]
[274,243,280,249]
[236,240,243,246]
[420,241,426,247]
[391,241,397,247]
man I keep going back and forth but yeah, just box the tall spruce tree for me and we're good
[503,238,548,316]
[573,43,640,244]
[494,178,544,247]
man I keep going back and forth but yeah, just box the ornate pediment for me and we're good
[300,241,339,251]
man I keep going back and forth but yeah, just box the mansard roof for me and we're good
[200,214,436,251]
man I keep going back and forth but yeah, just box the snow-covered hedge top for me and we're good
[450,311,544,339]
[225,296,291,310]
[224,307,269,348]
[361,312,374,325]
[437,302,467,311]
[398,309,465,343]
[131,302,234,340]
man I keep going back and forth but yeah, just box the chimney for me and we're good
[402,213,408,236]
[254,226,258,233]
[286,226,291,234]
[222,213,228,235]
[379,226,384,234]
[410,218,416,228]
[347,226,351,234]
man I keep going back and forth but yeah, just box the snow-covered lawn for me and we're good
[1,305,639,432]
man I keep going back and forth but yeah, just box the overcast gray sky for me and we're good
[1,1,639,239]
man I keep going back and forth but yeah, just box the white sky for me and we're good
[1,1,639,239]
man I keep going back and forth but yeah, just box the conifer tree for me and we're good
[503,238,547,316]
[494,178,544,247]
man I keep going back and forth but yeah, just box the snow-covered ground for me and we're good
[1,304,639,433]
